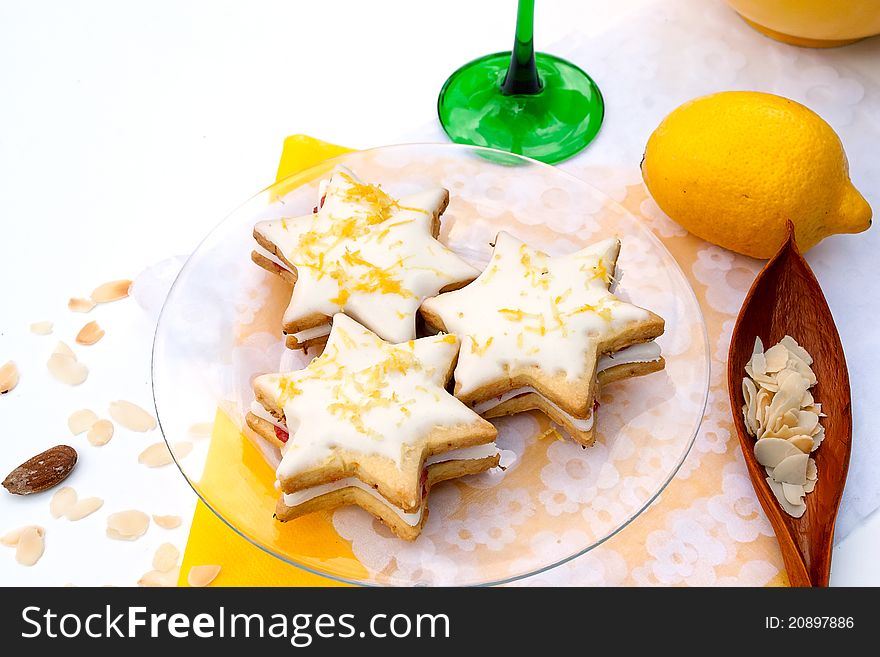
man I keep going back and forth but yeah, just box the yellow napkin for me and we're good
[177,135,353,587]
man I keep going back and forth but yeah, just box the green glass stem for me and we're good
[501,0,542,96]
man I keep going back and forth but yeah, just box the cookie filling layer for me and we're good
[288,323,331,343]
[597,340,661,371]
[250,401,287,431]
[471,341,662,426]
[472,388,596,430]
[254,243,295,275]
[280,447,500,528]
[282,477,423,527]
[251,402,499,466]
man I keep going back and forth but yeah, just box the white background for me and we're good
[1,0,878,585]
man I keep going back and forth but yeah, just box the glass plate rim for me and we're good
[151,142,710,587]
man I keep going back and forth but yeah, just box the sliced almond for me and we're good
[152,515,182,529]
[766,477,806,518]
[106,510,150,541]
[763,344,789,373]
[811,426,826,452]
[54,341,75,358]
[153,543,180,572]
[174,442,193,460]
[67,497,104,521]
[30,321,53,335]
[780,408,800,427]
[771,453,809,486]
[138,443,173,468]
[0,361,19,395]
[138,568,179,587]
[752,336,764,357]
[87,419,114,446]
[780,335,812,365]
[806,457,818,481]
[50,486,78,518]
[187,565,221,587]
[76,321,105,346]
[764,424,797,440]
[802,390,815,409]
[788,435,814,454]
[91,279,132,303]
[2,525,39,547]
[68,409,99,435]
[782,482,806,506]
[109,400,157,432]
[15,526,46,566]
[742,378,758,433]
[47,353,88,386]
[188,422,214,439]
[795,410,819,435]
[750,351,767,376]
[754,438,800,468]
[68,297,96,313]
[755,389,772,428]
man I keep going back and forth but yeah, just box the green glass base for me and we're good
[437,51,604,164]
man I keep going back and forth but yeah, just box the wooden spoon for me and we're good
[727,223,852,587]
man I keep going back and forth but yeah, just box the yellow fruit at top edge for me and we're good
[641,91,872,259]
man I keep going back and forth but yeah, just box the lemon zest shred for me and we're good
[470,336,494,356]
[278,377,302,403]
[538,427,565,442]
[498,308,525,321]
[569,303,597,315]
[593,258,610,284]
[329,288,350,306]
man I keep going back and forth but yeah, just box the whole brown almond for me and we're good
[2,445,78,495]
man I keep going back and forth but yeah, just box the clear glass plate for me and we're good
[152,143,709,586]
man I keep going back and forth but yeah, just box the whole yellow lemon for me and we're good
[641,91,871,258]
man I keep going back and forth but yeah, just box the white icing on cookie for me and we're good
[283,477,423,526]
[251,401,499,464]
[421,232,655,395]
[254,167,479,343]
[254,314,489,482]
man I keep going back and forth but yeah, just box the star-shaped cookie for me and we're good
[249,313,498,536]
[252,167,479,349]
[420,231,665,446]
